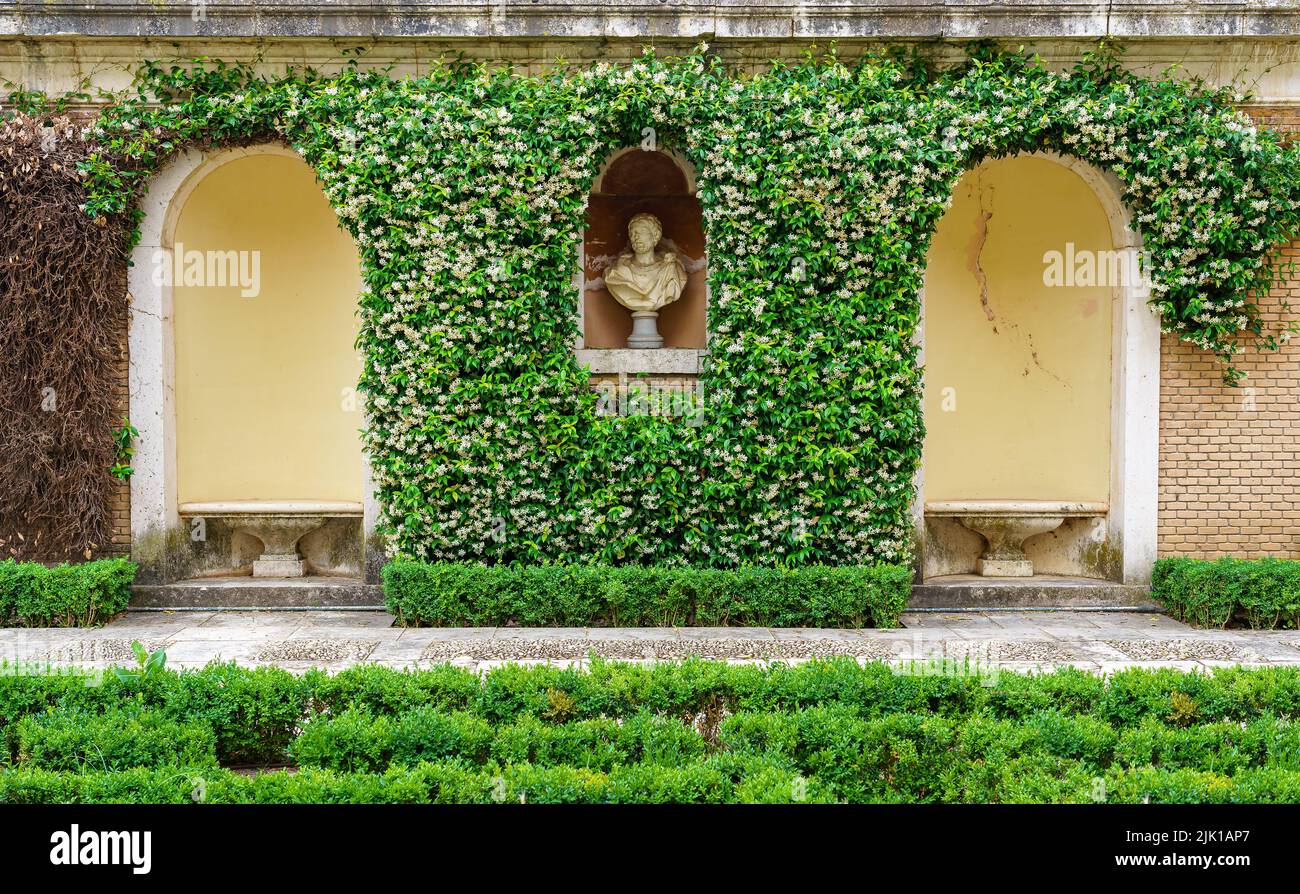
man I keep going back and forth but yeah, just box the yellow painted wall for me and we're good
[173,154,364,502]
[923,156,1112,502]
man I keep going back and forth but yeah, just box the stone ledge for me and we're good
[911,576,1158,610]
[3,1,1299,40]
[577,347,705,375]
[132,577,384,608]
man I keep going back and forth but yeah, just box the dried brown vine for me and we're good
[0,111,131,560]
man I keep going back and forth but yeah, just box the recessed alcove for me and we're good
[579,148,707,371]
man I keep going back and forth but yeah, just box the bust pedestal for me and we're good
[627,311,664,349]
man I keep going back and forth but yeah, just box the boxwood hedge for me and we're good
[0,557,135,627]
[5,659,1300,803]
[1152,557,1300,629]
[382,560,911,627]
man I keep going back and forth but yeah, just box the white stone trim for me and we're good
[915,151,1160,585]
[576,348,705,375]
[128,144,377,571]
[6,2,1299,42]
[925,500,1109,517]
[178,501,364,516]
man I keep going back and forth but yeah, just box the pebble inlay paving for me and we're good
[7,611,1300,671]
[914,639,1085,663]
[254,639,380,662]
[420,637,897,662]
[37,639,169,662]
[1100,639,1256,662]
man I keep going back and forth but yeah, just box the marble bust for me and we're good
[605,213,687,348]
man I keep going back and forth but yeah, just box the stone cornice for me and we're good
[1,1,1298,41]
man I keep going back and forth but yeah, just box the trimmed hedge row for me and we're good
[8,660,1300,759]
[6,660,1300,802]
[1152,557,1300,629]
[16,708,217,771]
[0,557,135,626]
[382,561,911,628]
[6,761,1300,805]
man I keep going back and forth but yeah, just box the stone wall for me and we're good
[3,1,1298,43]
[8,35,1298,565]
[94,106,1300,565]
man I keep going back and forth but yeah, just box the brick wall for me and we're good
[107,321,131,556]
[1157,106,1300,558]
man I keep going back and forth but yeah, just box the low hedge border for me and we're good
[382,561,911,628]
[6,762,1300,805]
[0,557,135,627]
[6,661,1300,802]
[1151,557,1300,629]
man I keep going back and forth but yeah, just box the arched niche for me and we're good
[578,147,707,366]
[172,152,363,504]
[128,144,376,583]
[917,152,1160,585]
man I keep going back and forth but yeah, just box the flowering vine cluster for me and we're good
[70,46,1300,566]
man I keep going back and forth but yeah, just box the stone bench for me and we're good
[178,501,364,578]
[924,500,1109,577]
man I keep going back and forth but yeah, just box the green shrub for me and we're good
[1026,710,1118,767]
[292,707,497,772]
[165,663,307,764]
[603,763,733,804]
[391,708,495,767]
[490,712,707,771]
[0,557,135,627]
[984,667,1106,720]
[290,709,394,773]
[15,708,216,771]
[1115,715,1300,773]
[1104,767,1300,804]
[940,753,1098,804]
[383,560,910,628]
[305,664,478,716]
[1152,556,1300,629]
[721,706,958,803]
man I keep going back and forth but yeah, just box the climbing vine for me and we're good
[0,110,132,560]
[11,44,1300,566]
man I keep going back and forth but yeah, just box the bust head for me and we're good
[626,213,663,255]
[604,210,688,319]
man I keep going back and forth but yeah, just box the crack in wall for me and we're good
[962,170,1069,388]
[965,194,997,331]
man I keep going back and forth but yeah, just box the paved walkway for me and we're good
[3,610,1300,674]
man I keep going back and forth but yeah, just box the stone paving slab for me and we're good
[1,609,1299,674]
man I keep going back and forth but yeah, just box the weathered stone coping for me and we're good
[925,500,1109,518]
[2,1,1299,41]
